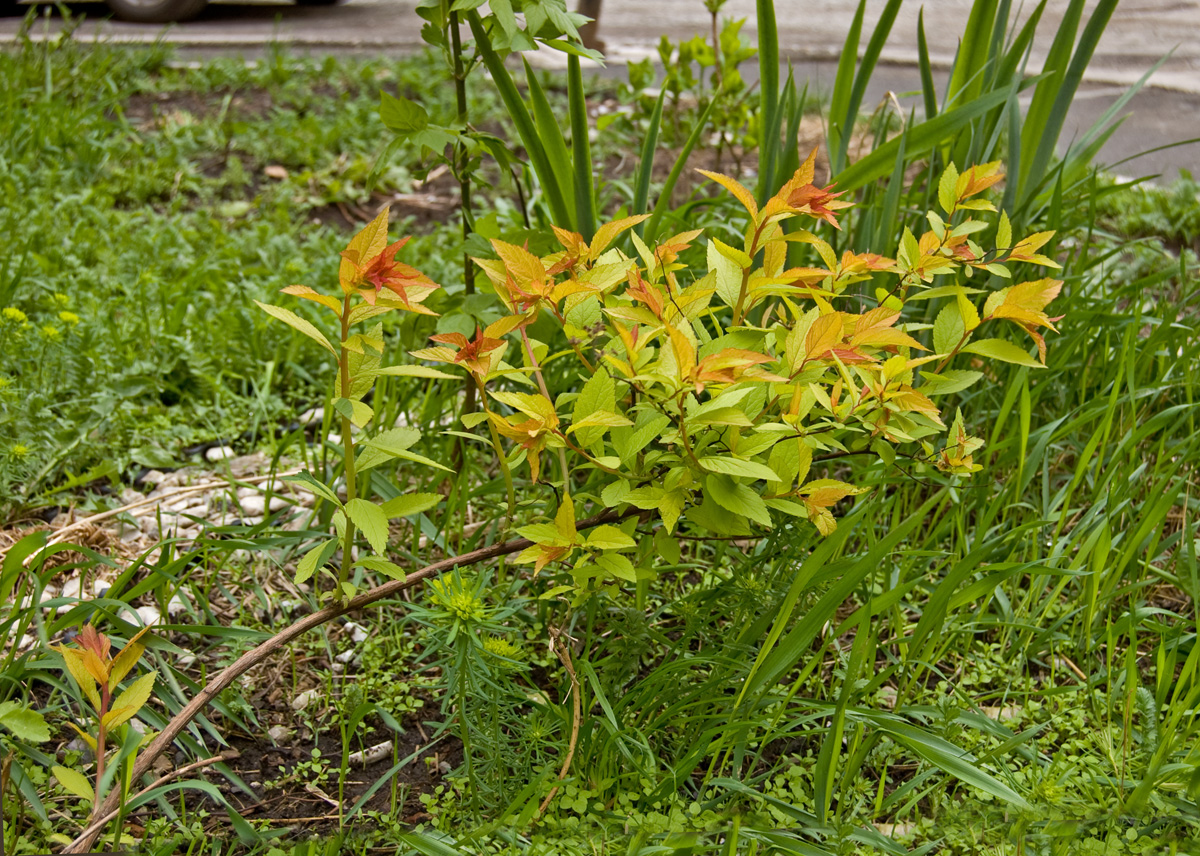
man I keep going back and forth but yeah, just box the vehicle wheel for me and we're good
[295,0,344,6]
[105,0,207,23]
[0,0,28,17]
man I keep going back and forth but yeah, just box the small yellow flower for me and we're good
[10,444,29,458]
[52,293,70,307]
[59,311,81,326]
[2,307,27,324]
[40,325,61,340]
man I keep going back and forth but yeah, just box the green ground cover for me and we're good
[0,8,1198,856]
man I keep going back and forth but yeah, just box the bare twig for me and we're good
[64,506,637,853]
[537,628,582,816]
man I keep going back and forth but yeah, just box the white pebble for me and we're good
[205,446,235,463]
[140,470,167,486]
[291,689,320,712]
[135,605,161,627]
[300,407,323,425]
[166,593,190,616]
[93,580,110,597]
[334,649,357,664]
[267,725,291,743]
[344,622,369,644]
[239,496,266,516]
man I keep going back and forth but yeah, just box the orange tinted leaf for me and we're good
[698,169,758,220]
[282,285,342,314]
[805,311,845,360]
[492,239,546,285]
[339,207,391,292]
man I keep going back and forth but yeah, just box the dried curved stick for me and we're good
[65,506,634,853]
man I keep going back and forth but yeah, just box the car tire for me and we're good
[295,0,344,6]
[105,0,207,23]
[0,0,27,17]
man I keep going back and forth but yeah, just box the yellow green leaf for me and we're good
[52,765,95,804]
[255,301,336,356]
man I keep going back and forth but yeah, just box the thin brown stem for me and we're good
[64,507,641,854]
[537,629,582,816]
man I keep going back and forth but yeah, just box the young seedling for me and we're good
[51,624,155,835]
[257,207,455,604]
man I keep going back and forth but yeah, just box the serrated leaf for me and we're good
[107,630,149,691]
[705,474,773,527]
[375,365,461,380]
[52,765,95,803]
[56,648,100,710]
[285,472,342,507]
[295,539,338,584]
[104,672,156,730]
[961,338,1043,367]
[380,91,430,136]
[699,456,781,482]
[567,410,633,434]
[571,367,616,449]
[0,702,50,742]
[933,301,966,356]
[281,284,342,314]
[255,301,336,355]
[938,162,959,214]
[920,370,984,395]
[340,208,391,292]
[584,525,637,551]
[344,499,391,555]
[353,557,407,580]
[333,397,374,428]
[594,552,638,582]
[997,209,1012,251]
[379,493,441,519]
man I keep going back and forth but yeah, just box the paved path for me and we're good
[3,0,1197,176]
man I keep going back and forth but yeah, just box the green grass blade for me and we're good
[945,0,997,107]
[1021,0,1119,207]
[567,53,596,241]
[916,9,938,121]
[834,85,1018,192]
[632,87,666,237]
[524,58,578,226]
[827,0,866,175]
[757,0,780,202]
[643,96,717,245]
[467,12,572,226]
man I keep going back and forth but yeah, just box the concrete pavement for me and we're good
[1,0,1197,176]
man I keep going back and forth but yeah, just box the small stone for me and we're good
[291,689,320,712]
[344,622,369,644]
[56,578,82,613]
[120,488,144,506]
[40,585,59,607]
[237,486,257,499]
[205,445,235,463]
[278,599,305,614]
[239,496,266,516]
[438,761,452,774]
[135,604,161,627]
[166,593,190,616]
[331,662,344,673]
[93,580,110,598]
[141,470,167,486]
[268,496,288,512]
[267,725,290,743]
[64,736,95,762]
[334,650,357,664]
[300,407,323,426]
[176,653,197,668]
